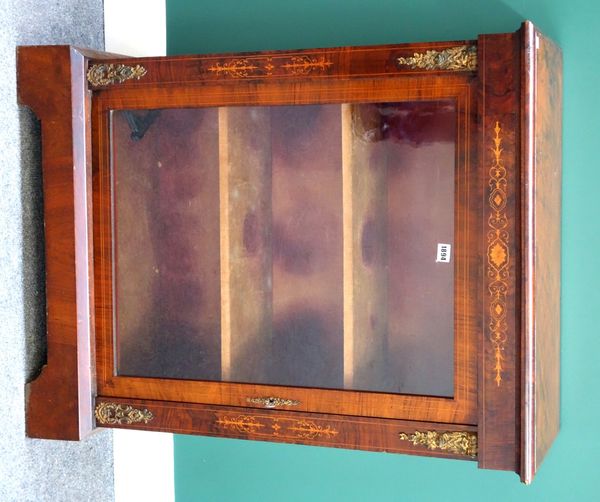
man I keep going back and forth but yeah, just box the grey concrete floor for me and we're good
[1,0,114,500]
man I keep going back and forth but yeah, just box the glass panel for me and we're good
[113,109,221,379]
[112,100,455,397]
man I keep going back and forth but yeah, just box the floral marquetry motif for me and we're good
[215,415,264,433]
[280,56,333,75]
[215,414,338,440]
[489,241,508,270]
[207,59,264,78]
[487,122,510,386]
[285,420,338,439]
[204,55,333,78]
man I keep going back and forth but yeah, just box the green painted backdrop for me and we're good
[168,1,599,500]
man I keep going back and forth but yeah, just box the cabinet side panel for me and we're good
[521,22,562,484]
[17,46,90,439]
[18,45,118,440]
[478,32,521,473]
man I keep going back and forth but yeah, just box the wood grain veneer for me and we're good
[92,75,478,425]
[477,30,521,473]
[19,23,561,482]
[95,396,478,461]
[17,46,114,439]
[520,21,562,484]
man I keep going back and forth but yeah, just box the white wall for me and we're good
[104,0,166,57]
[113,429,174,502]
[104,2,173,502]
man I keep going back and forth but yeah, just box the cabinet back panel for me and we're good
[111,102,456,397]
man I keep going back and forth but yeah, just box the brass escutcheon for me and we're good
[246,396,300,408]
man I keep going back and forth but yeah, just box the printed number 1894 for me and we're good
[436,243,452,263]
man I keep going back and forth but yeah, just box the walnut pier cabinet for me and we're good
[17,21,561,483]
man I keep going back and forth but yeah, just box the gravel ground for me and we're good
[0,1,114,500]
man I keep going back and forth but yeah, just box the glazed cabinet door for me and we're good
[92,45,479,425]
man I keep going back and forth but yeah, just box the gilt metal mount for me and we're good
[246,396,300,408]
[87,63,147,86]
[95,402,154,425]
[399,430,478,458]
[397,45,477,71]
